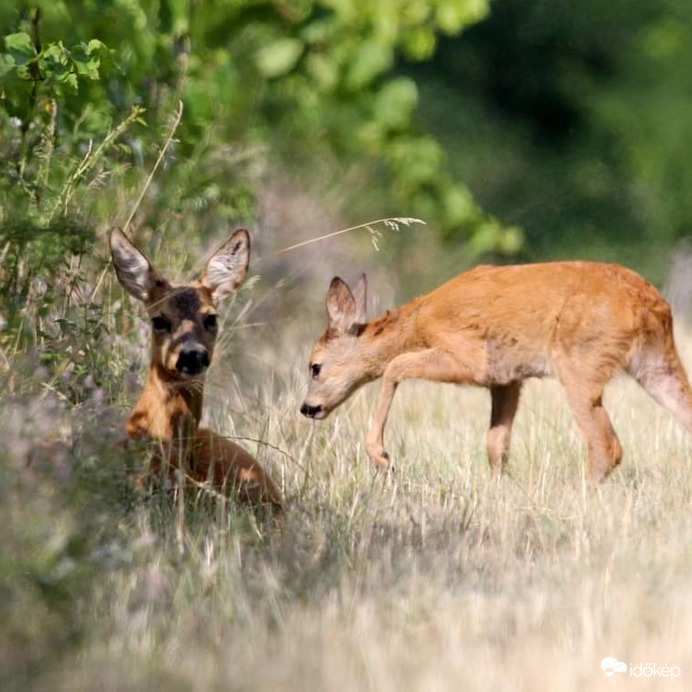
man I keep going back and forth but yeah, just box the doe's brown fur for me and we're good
[111,228,282,510]
[301,262,692,482]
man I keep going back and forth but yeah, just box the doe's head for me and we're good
[110,228,250,380]
[301,273,369,420]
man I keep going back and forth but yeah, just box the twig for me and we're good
[274,217,425,255]
[123,99,184,233]
[53,106,144,221]
[89,101,184,301]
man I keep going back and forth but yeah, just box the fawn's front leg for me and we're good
[365,377,398,471]
[365,348,462,471]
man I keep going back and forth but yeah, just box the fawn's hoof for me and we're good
[366,441,393,472]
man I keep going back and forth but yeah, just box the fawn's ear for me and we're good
[352,273,367,325]
[110,229,160,303]
[326,276,356,333]
[201,229,250,303]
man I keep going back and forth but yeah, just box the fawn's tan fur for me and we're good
[302,262,692,481]
[111,228,282,509]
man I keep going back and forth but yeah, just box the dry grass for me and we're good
[2,213,692,690]
[12,318,689,691]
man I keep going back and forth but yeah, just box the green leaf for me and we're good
[306,54,338,91]
[39,43,74,86]
[60,72,77,93]
[161,0,190,36]
[0,54,16,78]
[497,226,524,254]
[467,221,503,255]
[256,39,304,78]
[346,40,393,90]
[87,39,107,54]
[72,58,100,79]
[443,185,479,226]
[5,32,33,55]
[402,26,437,61]
[435,0,489,35]
[72,43,102,79]
[387,136,444,187]
[4,32,35,65]
[62,73,78,92]
[374,78,418,130]
[42,43,69,65]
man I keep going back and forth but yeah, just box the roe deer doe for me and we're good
[300,263,692,481]
[110,228,282,509]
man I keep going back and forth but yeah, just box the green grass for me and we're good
[3,300,692,690]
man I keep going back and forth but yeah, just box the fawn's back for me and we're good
[413,261,672,386]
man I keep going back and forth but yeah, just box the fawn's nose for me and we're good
[300,402,323,418]
[176,348,210,376]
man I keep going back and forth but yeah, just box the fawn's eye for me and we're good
[203,313,218,331]
[311,363,322,378]
[151,316,171,332]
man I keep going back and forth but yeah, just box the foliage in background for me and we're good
[0,0,520,277]
[410,0,692,281]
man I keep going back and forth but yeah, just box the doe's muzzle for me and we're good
[176,348,210,376]
[300,402,323,418]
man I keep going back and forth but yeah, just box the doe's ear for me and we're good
[326,276,356,333]
[201,229,250,303]
[110,228,160,303]
[352,273,367,324]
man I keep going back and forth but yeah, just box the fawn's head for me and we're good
[110,228,250,380]
[301,274,369,419]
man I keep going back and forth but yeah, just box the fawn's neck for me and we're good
[358,299,425,379]
[126,362,205,441]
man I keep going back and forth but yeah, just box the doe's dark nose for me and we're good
[176,349,210,376]
[300,402,322,418]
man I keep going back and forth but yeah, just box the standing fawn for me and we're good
[110,228,282,509]
[300,262,692,482]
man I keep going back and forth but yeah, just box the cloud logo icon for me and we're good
[601,657,627,677]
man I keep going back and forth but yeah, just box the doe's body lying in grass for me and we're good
[301,262,692,481]
[110,228,282,510]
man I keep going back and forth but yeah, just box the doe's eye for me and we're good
[203,314,218,330]
[311,363,322,378]
[152,316,171,332]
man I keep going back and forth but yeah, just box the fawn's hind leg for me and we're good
[556,365,623,482]
[487,381,522,474]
